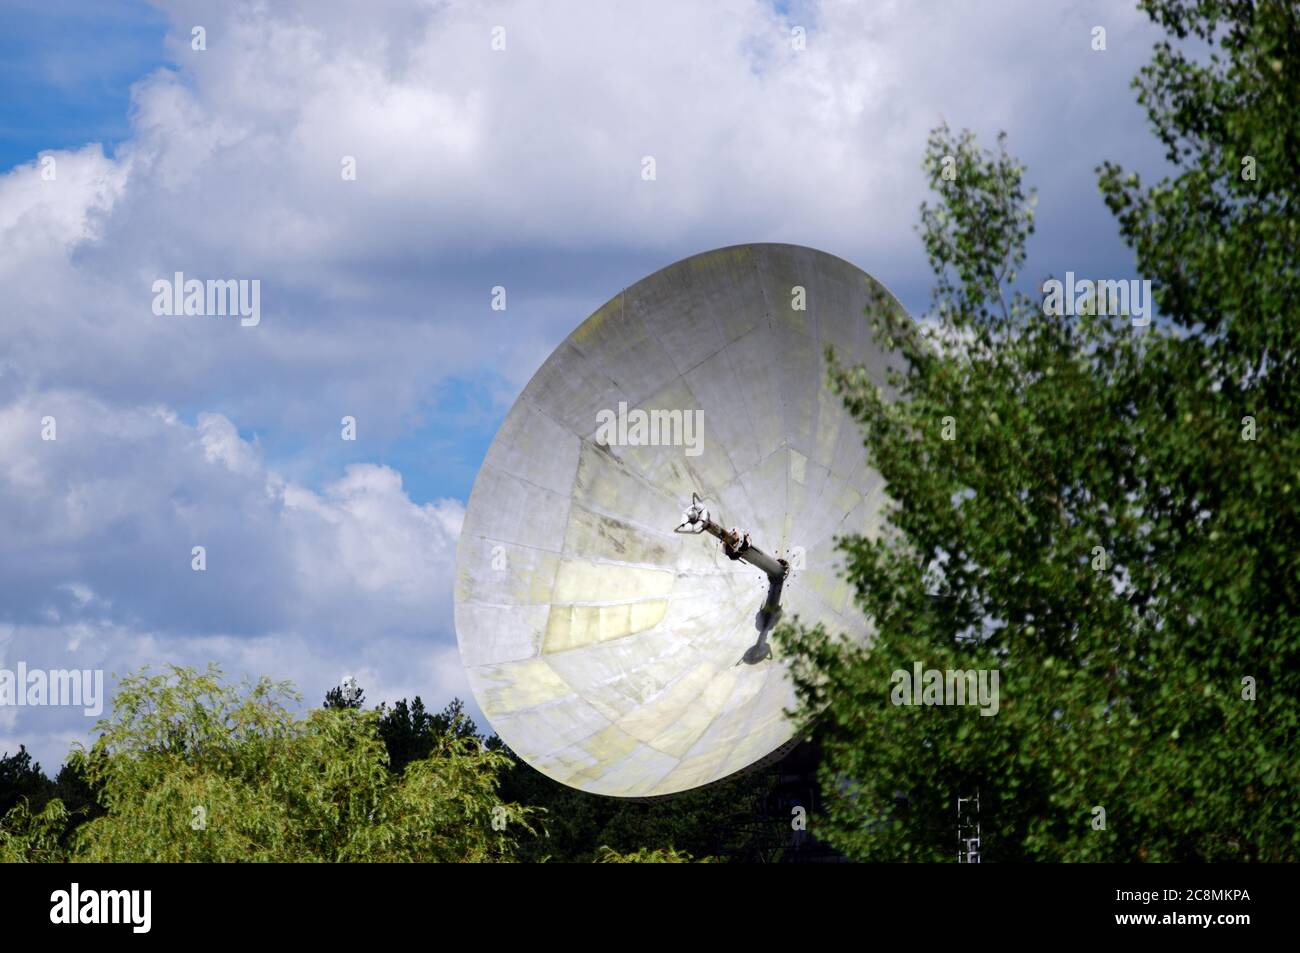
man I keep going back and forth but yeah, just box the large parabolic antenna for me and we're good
[454,243,908,797]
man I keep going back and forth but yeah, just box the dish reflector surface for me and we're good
[454,243,905,797]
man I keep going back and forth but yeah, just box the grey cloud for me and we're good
[0,0,1174,767]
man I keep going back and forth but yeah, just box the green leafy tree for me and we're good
[0,798,70,863]
[782,0,1299,861]
[0,665,536,862]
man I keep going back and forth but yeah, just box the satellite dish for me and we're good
[454,243,908,797]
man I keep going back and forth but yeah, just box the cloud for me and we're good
[1,0,1164,422]
[0,389,465,764]
[0,0,1170,766]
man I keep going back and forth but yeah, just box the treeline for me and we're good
[0,665,814,863]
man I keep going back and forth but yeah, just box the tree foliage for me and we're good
[494,748,782,863]
[377,696,481,775]
[0,747,50,822]
[594,845,708,863]
[781,0,1299,861]
[1,670,791,863]
[1,665,535,862]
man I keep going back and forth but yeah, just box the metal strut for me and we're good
[675,493,787,578]
[676,491,785,655]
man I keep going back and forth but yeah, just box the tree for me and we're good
[375,696,437,773]
[781,0,1299,861]
[368,696,483,774]
[493,743,790,863]
[594,845,708,863]
[51,758,102,825]
[0,747,105,857]
[0,746,52,820]
[323,678,365,710]
[0,665,536,862]
[0,798,70,863]
[428,697,482,741]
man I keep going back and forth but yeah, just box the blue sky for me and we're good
[0,0,169,171]
[0,0,1169,770]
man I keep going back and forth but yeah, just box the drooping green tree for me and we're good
[781,0,1299,861]
[1,665,536,862]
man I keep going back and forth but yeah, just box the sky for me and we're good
[0,0,1170,771]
